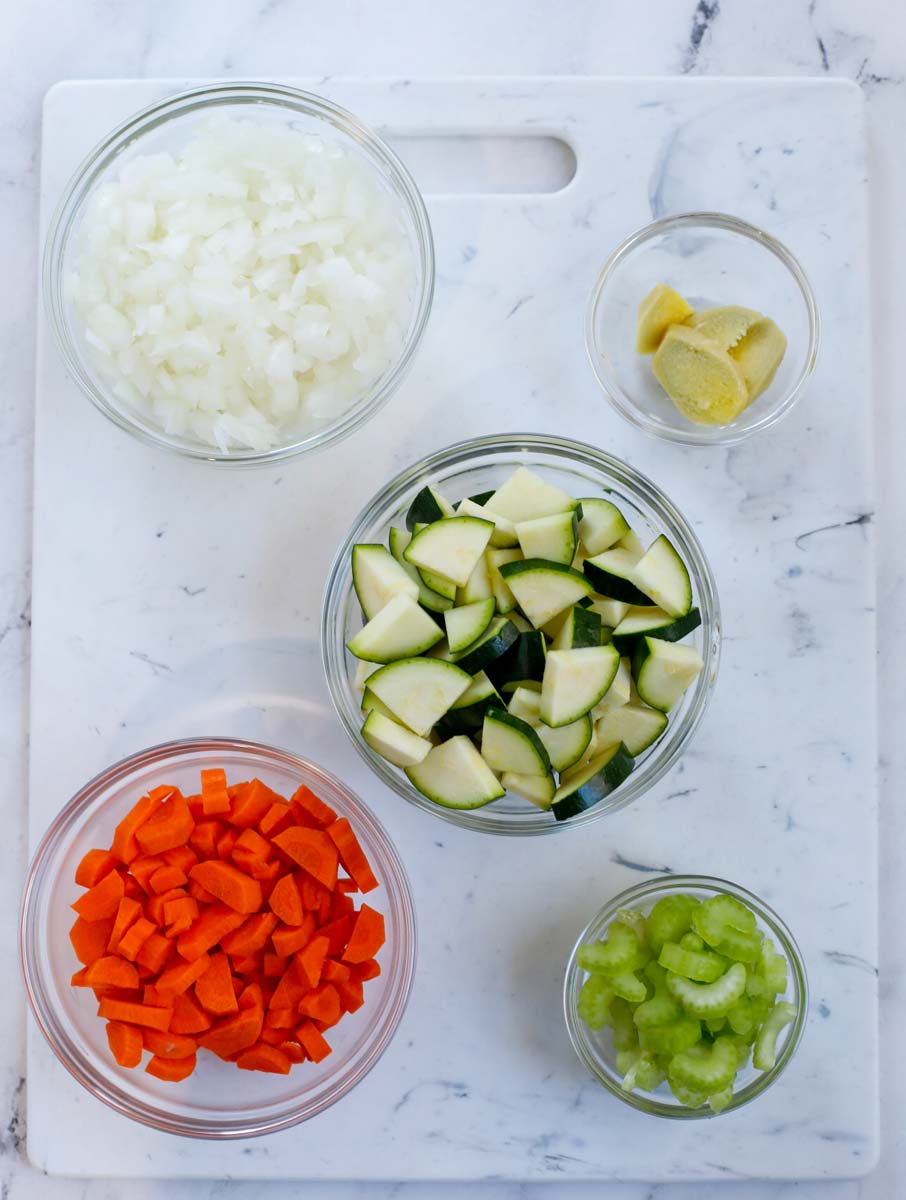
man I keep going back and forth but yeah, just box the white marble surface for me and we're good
[2,2,905,1198]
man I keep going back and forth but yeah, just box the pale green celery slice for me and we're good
[577,974,613,1030]
[659,940,728,982]
[608,996,640,1052]
[646,894,700,955]
[665,962,747,1018]
[667,1037,739,1094]
[611,970,648,1003]
[639,1017,702,1056]
[577,922,643,975]
[753,1001,797,1071]
[692,895,763,963]
[633,963,682,1029]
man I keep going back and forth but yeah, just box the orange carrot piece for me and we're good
[145,886,187,925]
[146,1052,196,1081]
[350,958,381,982]
[236,1043,291,1074]
[198,1007,262,1059]
[216,828,240,862]
[298,983,341,1027]
[188,861,262,915]
[130,855,166,892]
[322,959,351,985]
[228,953,260,975]
[258,801,293,839]
[281,1040,306,1064]
[115,916,155,961]
[290,784,337,829]
[220,911,279,957]
[169,990,212,1034]
[188,879,217,904]
[337,878,359,894]
[259,1024,290,1046]
[296,935,330,989]
[268,964,308,1011]
[272,828,338,890]
[330,891,355,919]
[161,844,198,873]
[342,905,385,963]
[189,820,224,861]
[177,901,246,962]
[136,932,175,974]
[134,791,194,856]
[326,818,378,893]
[263,953,288,978]
[163,895,199,936]
[70,967,91,987]
[112,792,163,864]
[106,1020,143,1068]
[75,848,119,889]
[201,768,231,817]
[142,985,173,1008]
[263,1006,296,1029]
[229,778,283,829]
[123,875,145,900]
[268,873,304,927]
[72,870,125,921]
[271,914,316,957]
[195,952,239,1015]
[69,915,116,965]
[299,873,331,912]
[316,915,353,958]
[98,998,172,1031]
[155,952,211,998]
[149,865,188,894]
[233,828,272,861]
[142,1028,197,1059]
[106,896,142,953]
[338,979,365,1013]
[297,1020,332,1063]
[85,955,140,990]
[239,981,266,1011]
[233,849,277,881]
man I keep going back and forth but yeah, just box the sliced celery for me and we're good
[639,1017,702,1056]
[659,940,728,983]
[752,1001,796,1071]
[577,974,613,1030]
[646,894,700,955]
[668,1038,738,1094]
[577,922,644,976]
[665,962,747,1018]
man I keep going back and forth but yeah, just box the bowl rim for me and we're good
[321,432,721,836]
[562,873,809,1118]
[584,210,820,447]
[42,80,436,467]
[19,735,418,1138]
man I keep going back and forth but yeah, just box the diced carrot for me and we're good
[239,981,265,1011]
[350,958,381,982]
[263,1006,296,1029]
[233,848,276,880]
[271,913,315,958]
[115,916,156,962]
[338,979,365,1013]
[195,952,239,1015]
[296,935,330,989]
[163,895,199,936]
[146,1052,196,1081]
[106,896,142,953]
[326,818,378,893]
[142,1028,197,1059]
[130,855,166,892]
[186,793,204,820]
[268,873,304,926]
[229,953,261,975]
[299,873,332,912]
[135,792,194,855]
[316,915,353,958]
[85,955,140,990]
[297,1020,331,1063]
[155,952,211,997]
[258,801,293,838]
[229,778,283,829]
[322,959,351,984]
[177,902,246,961]
[72,870,125,921]
[162,844,198,873]
[337,877,359,894]
[111,793,163,864]
[281,1040,306,1064]
[233,827,272,861]
[149,865,188,894]
[236,1043,291,1074]
[70,967,90,987]
[188,878,217,904]
[136,932,175,974]
[290,784,337,829]
[98,998,172,1030]
[69,915,116,965]
[342,905,385,963]
[216,827,240,862]
[298,983,341,1027]
[142,985,173,1008]
[259,1024,290,1046]
[272,828,338,890]
[169,989,213,1034]
[198,1007,262,1059]
[188,861,262,915]
[188,819,224,860]
[330,891,355,919]
[106,1020,143,1068]
[201,768,231,817]
[220,911,279,957]
[123,875,145,900]
[263,953,288,978]
[268,963,308,1011]
[145,886,186,925]
[75,848,119,889]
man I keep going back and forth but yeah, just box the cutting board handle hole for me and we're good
[386,134,576,195]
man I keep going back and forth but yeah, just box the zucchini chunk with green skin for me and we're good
[457,550,494,605]
[353,659,380,692]
[352,544,419,620]
[405,485,454,531]
[486,547,523,613]
[536,714,593,772]
[514,510,579,565]
[617,528,646,562]
[443,597,496,655]
[501,770,556,810]
[362,710,433,767]
[457,497,519,547]
[404,517,494,588]
[611,605,701,654]
[551,605,603,650]
[435,671,502,736]
[590,657,632,721]
[499,558,594,628]
[551,742,635,820]
[583,548,652,605]
[482,466,578,523]
[347,593,444,662]
[632,637,704,713]
[540,644,620,727]
[577,497,630,556]
[417,565,457,602]
[480,708,552,777]
[487,630,547,690]
[586,597,630,628]
[406,735,505,809]
[388,527,454,613]
[595,703,668,756]
[452,615,519,675]
[361,687,400,721]
[367,657,472,736]
[632,535,693,618]
[506,686,542,725]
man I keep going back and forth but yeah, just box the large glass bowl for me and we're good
[20,738,417,1138]
[321,434,721,836]
[43,82,435,465]
[563,875,808,1118]
[585,213,819,446]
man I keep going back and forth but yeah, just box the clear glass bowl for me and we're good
[563,875,808,1118]
[20,738,417,1138]
[43,82,435,465]
[321,434,721,836]
[585,213,819,446]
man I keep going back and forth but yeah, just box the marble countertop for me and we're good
[2,1,904,1198]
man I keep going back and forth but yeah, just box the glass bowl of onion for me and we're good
[43,82,435,465]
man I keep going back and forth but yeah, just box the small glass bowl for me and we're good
[43,82,435,465]
[20,738,417,1138]
[585,213,819,446]
[563,875,808,1118]
[321,434,720,836]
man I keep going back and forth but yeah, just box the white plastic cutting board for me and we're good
[30,77,877,1181]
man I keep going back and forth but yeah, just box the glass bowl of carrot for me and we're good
[19,737,417,1138]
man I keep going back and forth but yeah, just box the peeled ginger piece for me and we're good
[652,326,749,425]
[636,284,694,354]
[687,305,761,351]
[729,317,787,401]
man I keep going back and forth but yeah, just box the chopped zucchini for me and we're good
[362,710,433,767]
[552,742,635,821]
[352,544,419,619]
[501,770,556,810]
[481,708,552,777]
[515,510,579,565]
[361,687,401,721]
[452,615,519,675]
[443,598,496,655]
[483,466,577,523]
[367,657,472,736]
[632,637,704,713]
[499,558,594,628]
[457,551,494,604]
[436,671,502,735]
[406,736,506,809]
[487,630,547,690]
[388,527,454,613]
[404,517,495,588]
[583,549,652,605]
[486,547,523,613]
[507,686,543,724]
[587,597,631,627]
[457,497,519,547]
[611,605,701,655]
[617,528,646,562]
[551,605,603,650]
[417,566,458,602]
[595,703,668,756]
[590,656,632,720]
[347,593,444,662]
[577,498,630,556]
[536,714,593,772]
[354,659,381,692]
[540,644,620,727]
[633,535,694,618]
[405,485,454,531]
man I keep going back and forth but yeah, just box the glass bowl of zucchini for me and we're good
[321,434,720,835]
[563,875,808,1117]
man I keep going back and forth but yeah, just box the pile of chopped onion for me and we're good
[68,117,417,452]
